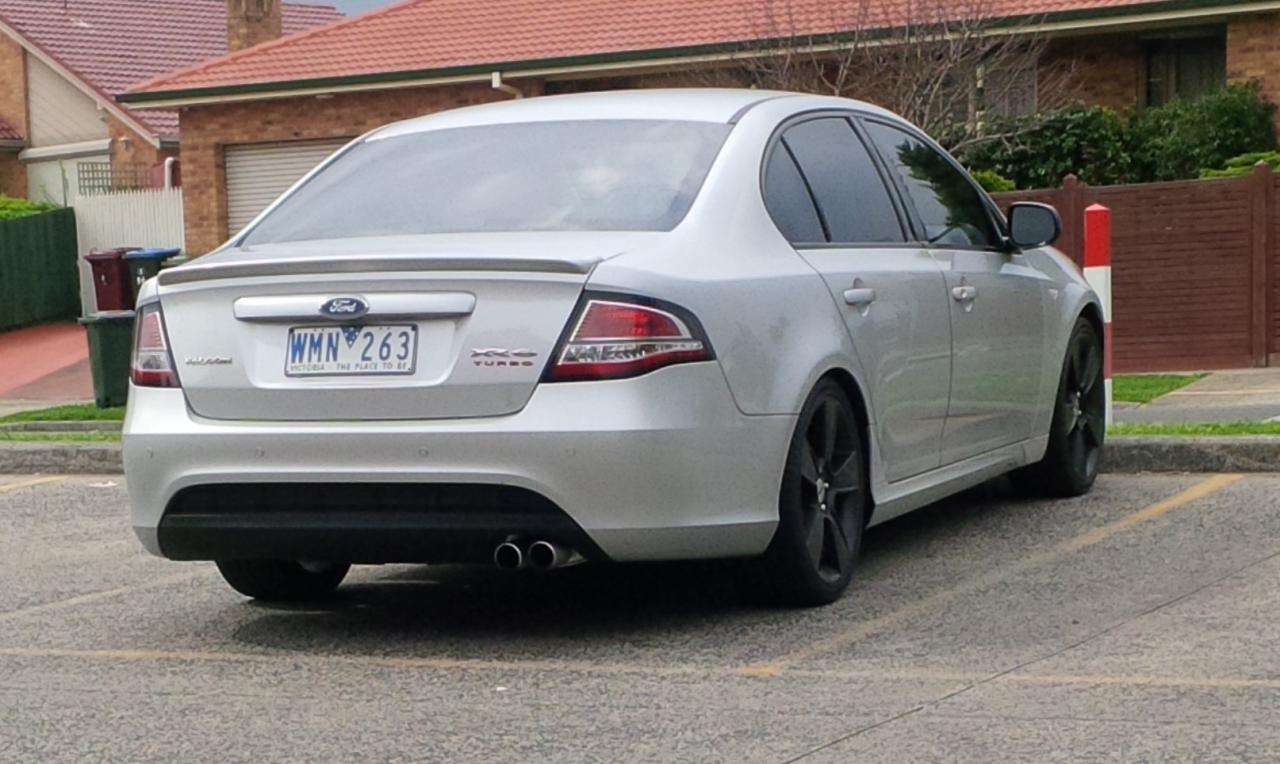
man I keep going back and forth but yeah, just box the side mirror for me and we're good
[1007,202,1062,249]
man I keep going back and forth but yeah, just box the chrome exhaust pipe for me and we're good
[493,541,527,571]
[527,540,584,571]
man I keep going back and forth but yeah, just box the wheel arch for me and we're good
[1079,301,1105,348]
[814,367,877,525]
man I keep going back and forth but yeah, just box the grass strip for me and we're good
[1112,374,1207,404]
[0,404,125,423]
[0,431,121,442]
[1110,421,1280,436]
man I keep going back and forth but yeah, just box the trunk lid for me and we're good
[157,233,651,421]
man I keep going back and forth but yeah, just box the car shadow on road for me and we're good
[227,476,1039,653]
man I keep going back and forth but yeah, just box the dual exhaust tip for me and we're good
[494,539,581,571]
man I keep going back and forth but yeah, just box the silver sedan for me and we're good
[124,90,1105,606]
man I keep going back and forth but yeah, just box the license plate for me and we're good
[284,324,418,377]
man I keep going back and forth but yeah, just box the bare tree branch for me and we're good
[676,0,1080,158]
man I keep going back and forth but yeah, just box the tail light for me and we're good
[544,293,714,382]
[131,303,180,388]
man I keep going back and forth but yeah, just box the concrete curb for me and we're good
[1,437,1277,477]
[0,442,123,474]
[1102,436,1280,473]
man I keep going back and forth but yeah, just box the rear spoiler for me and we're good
[157,255,594,287]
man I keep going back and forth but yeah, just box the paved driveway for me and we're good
[1,473,1277,762]
[1115,368,1280,423]
[0,322,92,416]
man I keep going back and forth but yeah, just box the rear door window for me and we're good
[780,117,906,244]
[763,145,826,243]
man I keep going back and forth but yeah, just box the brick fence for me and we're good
[994,165,1278,373]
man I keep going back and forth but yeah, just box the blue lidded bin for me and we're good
[123,247,182,303]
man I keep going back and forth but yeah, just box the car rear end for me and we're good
[123,107,789,568]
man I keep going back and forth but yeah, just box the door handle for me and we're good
[843,287,876,306]
[951,285,978,303]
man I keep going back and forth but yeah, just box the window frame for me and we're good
[857,116,1011,253]
[759,110,917,250]
[1141,29,1226,109]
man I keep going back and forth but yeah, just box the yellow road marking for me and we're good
[1000,673,1280,691]
[1059,473,1242,553]
[737,473,1245,675]
[0,645,1276,694]
[0,646,712,678]
[0,475,65,494]
[0,572,202,626]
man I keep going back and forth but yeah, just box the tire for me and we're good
[215,560,350,601]
[1011,317,1105,498]
[755,379,868,606]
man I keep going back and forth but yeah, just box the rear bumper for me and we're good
[124,364,794,563]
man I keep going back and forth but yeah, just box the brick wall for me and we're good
[0,152,25,198]
[1227,12,1280,131]
[0,35,27,140]
[0,37,27,199]
[1041,35,1143,112]
[177,82,531,254]
[107,114,178,173]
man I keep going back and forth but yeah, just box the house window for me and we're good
[979,60,1038,118]
[1144,33,1225,107]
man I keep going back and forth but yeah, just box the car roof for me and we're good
[368,88,893,140]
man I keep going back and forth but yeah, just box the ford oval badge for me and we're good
[320,296,369,320]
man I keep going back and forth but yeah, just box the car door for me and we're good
[765,115,951,482]
[861,119,1048,464]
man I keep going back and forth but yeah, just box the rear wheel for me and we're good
[1012,317,1105,497]
[756,379,868,606]
[215,560,350,601]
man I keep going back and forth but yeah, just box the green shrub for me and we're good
[1129,82,1276,181]
[960,105,1132,189]
[970,169,1016,192]
[961,82,1277,188]
[0,196,58,221]
[1199,150,1280,178]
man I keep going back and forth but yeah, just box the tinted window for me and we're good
[763,145,825,243]
[781,118,905,244]
[243,120,731,244]
[864,122,998,248]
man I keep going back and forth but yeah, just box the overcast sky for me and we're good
[329,0,401,15]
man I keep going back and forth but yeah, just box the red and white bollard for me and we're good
[1082,203,1113,426]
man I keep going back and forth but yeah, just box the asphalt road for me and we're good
[2,472,1278,763]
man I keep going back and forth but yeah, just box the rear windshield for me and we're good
[240,119,732,244]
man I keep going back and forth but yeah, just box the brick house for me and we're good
[0,0,339,206]
[120,0,1280,256]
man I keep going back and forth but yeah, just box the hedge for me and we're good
[0,207,80,331]
[961,83,1277,188]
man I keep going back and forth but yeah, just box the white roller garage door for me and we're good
[225,139,349,234]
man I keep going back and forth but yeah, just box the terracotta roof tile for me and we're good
[0,0,342,136]
[128,0,1176,97]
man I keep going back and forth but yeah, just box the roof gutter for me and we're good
[19,138,111,161]
[119,0,1280,110]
